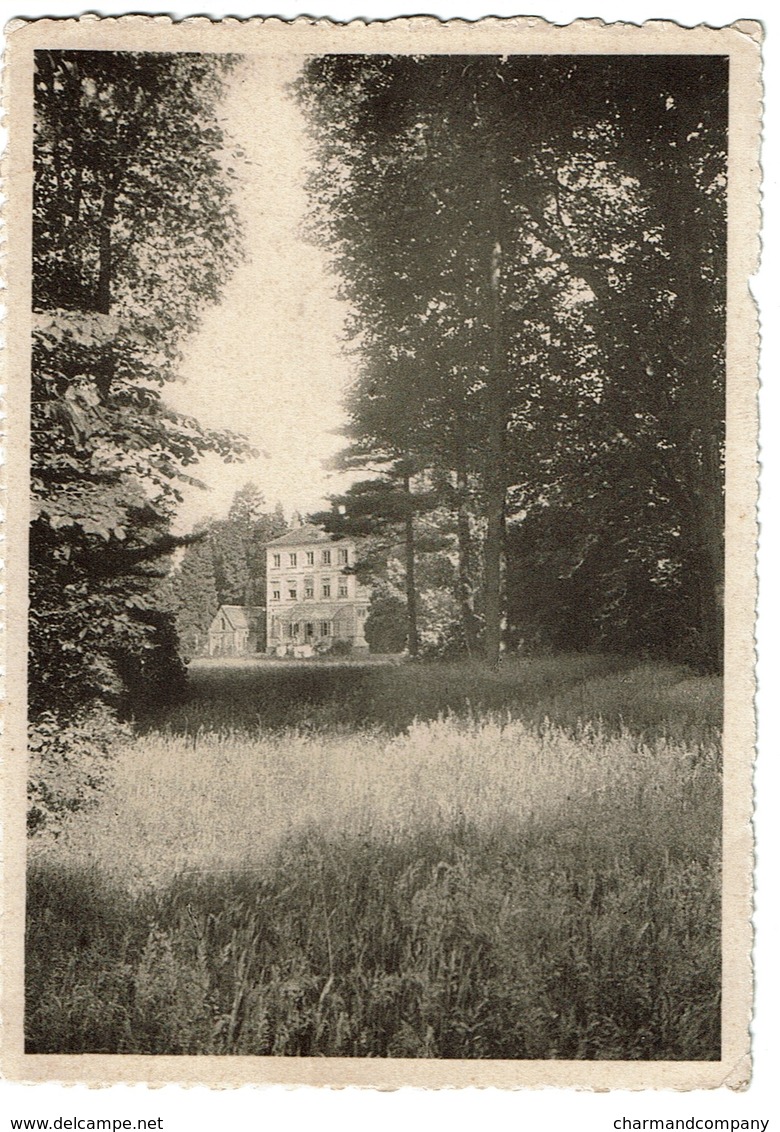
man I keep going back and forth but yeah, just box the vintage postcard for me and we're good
[2,15,761,1089]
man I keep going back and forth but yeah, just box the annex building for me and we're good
[265,524,370,656]
[207,604,265,657]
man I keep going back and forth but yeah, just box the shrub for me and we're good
[115,607,189,715]
[27,706,131,837]
[365,593,407,653]
[315,638,353,658]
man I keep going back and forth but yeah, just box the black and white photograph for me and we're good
[2,12,762,1094]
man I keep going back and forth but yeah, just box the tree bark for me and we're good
[96,179,116,315]
[93,177,118,400]
[686,436,725,671]
[455,463,478,655]
[483,239,507,667]
[403,471,419,658]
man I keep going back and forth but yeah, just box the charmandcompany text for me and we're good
[615,1122,768,1131]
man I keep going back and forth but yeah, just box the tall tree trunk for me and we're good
[483,239,507,667]
[96,181,116,315]
[403,471,419,658]
[690,437,725,671]
[455,463,478,655]
[94,180,117,398]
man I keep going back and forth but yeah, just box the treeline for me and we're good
[158,484,286,658]
[29,51,249,828]
[298,55,726,670]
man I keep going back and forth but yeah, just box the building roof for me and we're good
[265,523,347,548]
[211,605,264,632]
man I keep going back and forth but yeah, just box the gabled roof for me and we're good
[211,605,264,631]
[265,523,347,548]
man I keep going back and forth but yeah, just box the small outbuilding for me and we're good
[207,605,265,657]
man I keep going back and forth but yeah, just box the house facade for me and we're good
[207,605,265,657]
[265,524,370,657]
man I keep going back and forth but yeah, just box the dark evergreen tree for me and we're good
[161,535,220,660]
[161,486,287,657]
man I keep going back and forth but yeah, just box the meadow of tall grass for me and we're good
[26,655,722,1058]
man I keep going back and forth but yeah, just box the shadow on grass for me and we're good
[26,803,721,1059]
[135,653,722,749]
[29,655,722,1058]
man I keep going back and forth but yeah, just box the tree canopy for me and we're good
[160,486,287,659]
[298,54,727,668]
[31,50,253,717]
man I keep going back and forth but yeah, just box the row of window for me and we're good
[271,582,349,601]
[269,608,367,639]
[270,621,332,639]
[271,548,348,568]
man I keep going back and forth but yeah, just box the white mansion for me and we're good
[265,524,370,656]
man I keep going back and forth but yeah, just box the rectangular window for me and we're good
[272,589,280,601]
[320,621,330,636]
[338,584,348,598]
[289,552,297,567]
[305,586,314,599]
[322,549,331,565]
[338,548,348,564]
[272,553,281,568]
[305,622,314,638]
[306,551,315,565]
[288,588,297,601]
[322,582,331,598]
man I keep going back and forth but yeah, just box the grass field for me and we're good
[26,654,722,1058]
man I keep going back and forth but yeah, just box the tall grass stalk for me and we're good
[26,658,721,1059]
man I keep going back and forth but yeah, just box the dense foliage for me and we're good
[31,51,249,718]
[299,55,726,669]
[29,51,250,826]
[159,484,286,658]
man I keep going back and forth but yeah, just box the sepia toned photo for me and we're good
[2,15,760,1089]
